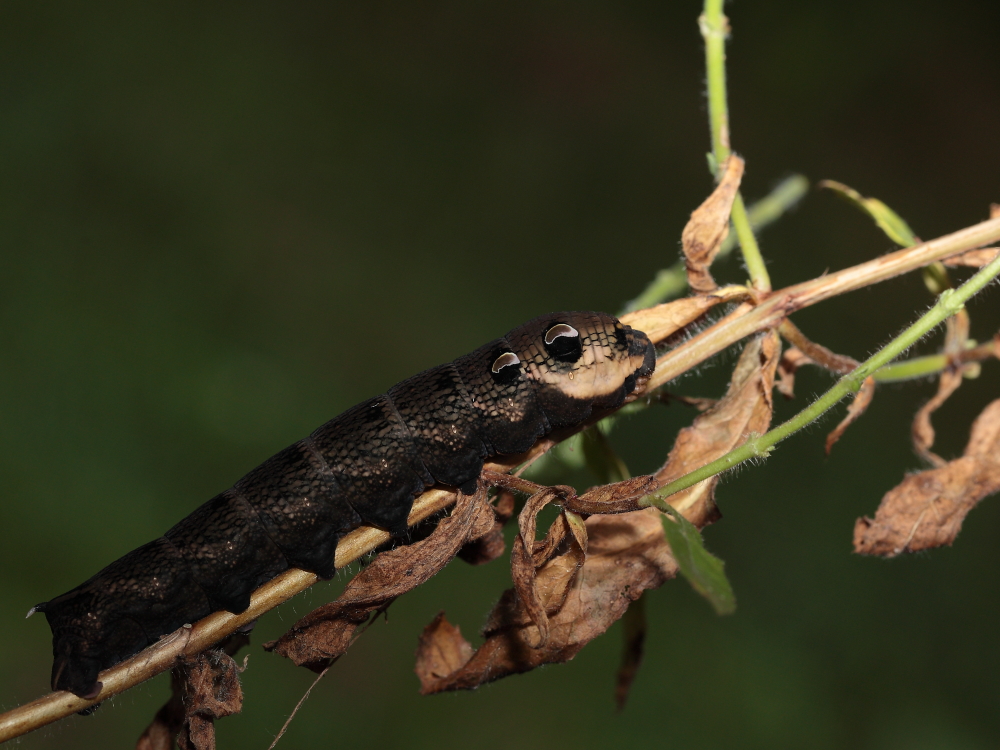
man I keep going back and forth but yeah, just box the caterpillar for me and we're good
[33,311,655,700]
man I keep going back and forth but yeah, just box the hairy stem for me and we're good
[700,0,771,291]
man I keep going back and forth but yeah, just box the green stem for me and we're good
[730,193,771,289]
[644,251,1000,503]
[873,339,989,382]
[700,0,730,165]
[700,0,771,291]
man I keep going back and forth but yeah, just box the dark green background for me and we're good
[3,2,1000,748]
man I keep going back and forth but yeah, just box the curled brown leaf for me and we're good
[912,310,971,467]
[682,155,745,294]
[825,375,875,455]
[854,398,1000,557]
[137,650,244,750]
[911,369,964,468]
[620,285,748,344]
[776,347,811,399]
[418,508,678,694]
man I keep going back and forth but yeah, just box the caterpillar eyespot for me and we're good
[544,323,578,344]
[544,322,584,363]
[35,311,656,699]
[491,351,520,373]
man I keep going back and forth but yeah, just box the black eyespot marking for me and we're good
[491,350,521,384]
[544,323,583,363]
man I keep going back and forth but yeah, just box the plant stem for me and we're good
[701,0,730,164]
[644,251,1000,503]
[700,0,771,291]
[730,193,771,289]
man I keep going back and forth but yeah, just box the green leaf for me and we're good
[659,505,736,615]
[819,180,919,247]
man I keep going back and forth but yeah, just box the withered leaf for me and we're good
[176,652,244,750]
[824,375,875,455]
[682,155,745,294]
[136,651,244,750]
[619,285,749,344]
[415,613,474,692]
[418,508,678,695]
[266,489,496,671]
[511,490,587,646]
[911,368,964,468]
[776,346,811,399]
[912,310,971,467]
[565,474,660,515]
[854,398,1000,557]
[654,330,780,526]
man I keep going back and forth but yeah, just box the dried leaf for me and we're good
[854,398,1000,557]
[819,180,919,247]
[614,593,646,711]
[266,489,496,670]
[619,285,749,344]
[175,652,244,750]
[776,347,812,399]
[943,248,1000,268]
[137,634,248,750]
[136,651,245,750]
[912,310,971,466]
[511,490,588,646]
[824,375,875,454]
[654,331,781,526]
[415,613,474,692]
[682,156,745,294]
[419,508,678,694]
[659,505,735,615]
[911,369,964,468]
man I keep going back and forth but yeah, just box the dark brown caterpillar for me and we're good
[33,312,655,699]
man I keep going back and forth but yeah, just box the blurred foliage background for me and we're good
[2,1,1000,748]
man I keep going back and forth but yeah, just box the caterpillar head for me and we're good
[500,311,655,430]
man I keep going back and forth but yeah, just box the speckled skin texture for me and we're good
[38,312,655,698]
